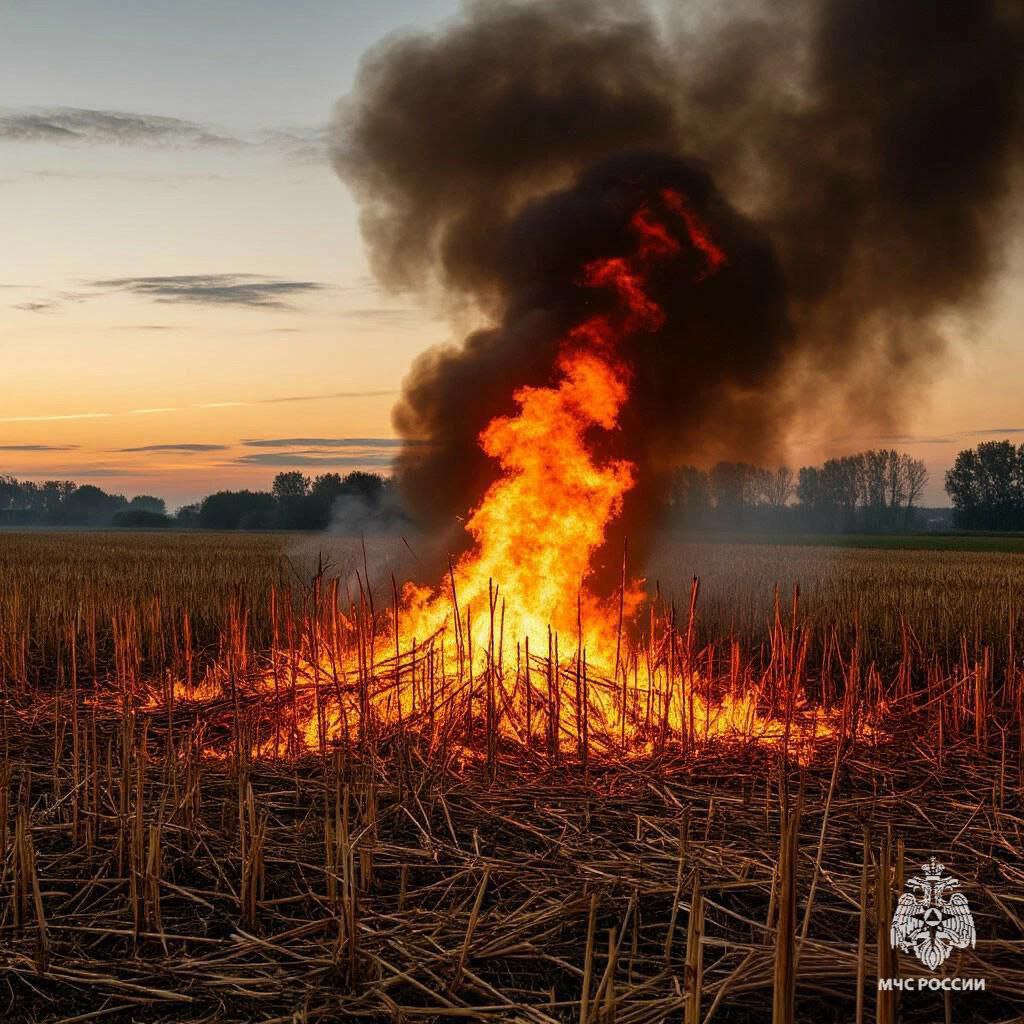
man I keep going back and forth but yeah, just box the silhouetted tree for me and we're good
[112,508,171,528]
[174,503,202,528]
[61,485,127,526]
[710,462,758,527]
[757,466,795,509]
[946,440,1024,529]
[129,495,167,515]
[271,472,310,499]
[199,490,276,530]
[667,466,711,528]
[310,473,345,503]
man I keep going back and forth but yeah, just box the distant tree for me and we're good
[710,462,758,526]
[820,456,863,531]
[0,471,409,531]
[199,490,276,530]
[174,503,202,528]
[861,449,890,529]
[310,473,345,503]
[794,451,926,533]
[272,472,310,500]
[271,472,315,529]
[40,480,77,520]
[341,471,385,504]
[796,465,821,506]
[757,466,795,509]
[62,484,127,526]
[901,454,928,527]
[331,473,407,533]
[667,466,711,528]
[129,494,167,515]
[0,475,22,511]
[946,440,1024,529]
[112,508,171,529]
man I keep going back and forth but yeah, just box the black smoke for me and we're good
[332,0,1024,569]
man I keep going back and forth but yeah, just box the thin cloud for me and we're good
[1,390,395,425]
[241,437,414,449]
[0,107,326,163]
[236,452,395,468]
[115,443,229,453]
[12,301,57,312]
[0,412,112,424]
[337,307,423,326]
[256,125,329,164]
[0,444,80,452]
[870,433,955,446]
[0,107,240,148]
[17,466,142,479]
[256,389,398,404]
[91,274,325,310]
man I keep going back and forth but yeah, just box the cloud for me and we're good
[1,390,396,425]
[232,437,431,469]
[869,433,956,446]
[17,466,143,479]
[115,443,229,453]
[236,452,396,468]
[12,301,57,312]
[0,107,327,163]
[337,307,424,327]
[0,107,241,148]
[255,389,398,404]
[241,437,413,449]
[0,411,112,424]
[91,274,325,310]
[256,125,329,164]
[0,444,80,452]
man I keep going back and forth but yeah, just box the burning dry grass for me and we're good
[1,530,1024,1021]
[5,530,1023,673]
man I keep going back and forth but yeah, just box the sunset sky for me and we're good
[3,0,1023,508]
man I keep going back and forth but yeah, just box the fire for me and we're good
[93,189,867,764]
[400,203,679,670]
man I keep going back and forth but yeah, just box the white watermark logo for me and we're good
[890,858,976,971]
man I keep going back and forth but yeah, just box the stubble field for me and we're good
[0,529,1022,1023]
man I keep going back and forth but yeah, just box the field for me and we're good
[1,530,1023,1022]
[689,530,1024,554]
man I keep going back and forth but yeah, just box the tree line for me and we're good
[5,441,1024,534]
[945,440,1024,530]
[0,477,168,527]
[0,471,404,532]
[667,449,929,533]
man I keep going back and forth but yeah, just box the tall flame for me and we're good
[403,195,700,663]
[113,191,861,763]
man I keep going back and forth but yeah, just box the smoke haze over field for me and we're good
[333,0,1024,561]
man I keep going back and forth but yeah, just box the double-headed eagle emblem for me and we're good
[890,858,976,971]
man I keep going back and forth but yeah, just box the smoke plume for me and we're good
[333,0,1024,565]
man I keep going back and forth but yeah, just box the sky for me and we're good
[2,0,1022,508]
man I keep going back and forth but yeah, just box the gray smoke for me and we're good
[332,0,1024,572]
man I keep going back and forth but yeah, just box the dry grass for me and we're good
[0,529,1022,1022]
[647,539,1024,668]
[4,529,1023,674]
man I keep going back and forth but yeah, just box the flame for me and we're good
[88,189,866,764]
[400,203,677,670]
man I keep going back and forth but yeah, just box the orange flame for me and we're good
[401,203,679,667]
[102,190,868,764]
